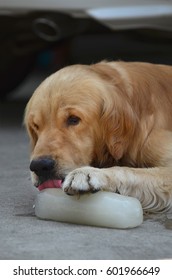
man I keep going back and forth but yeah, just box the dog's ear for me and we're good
[91,62,137,161]
[100,98,136,161]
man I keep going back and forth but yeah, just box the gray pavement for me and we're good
[1,96,172,260]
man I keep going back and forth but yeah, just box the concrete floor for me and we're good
[1,78,172,260]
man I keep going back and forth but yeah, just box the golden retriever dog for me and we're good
[24,61,172,214]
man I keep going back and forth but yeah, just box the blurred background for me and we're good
[0,0,172,100]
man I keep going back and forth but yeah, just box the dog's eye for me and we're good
[67,115,81,126]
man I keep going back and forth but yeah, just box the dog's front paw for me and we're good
[62,166,108,195]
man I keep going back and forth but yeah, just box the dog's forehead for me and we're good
[33,67,103,105]
[26,65,108,123]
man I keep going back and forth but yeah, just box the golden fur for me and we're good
[24,61,172,213]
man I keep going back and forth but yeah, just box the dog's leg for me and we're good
[103,166,172,213]
[112,129,172,212]
[63,165,172,213]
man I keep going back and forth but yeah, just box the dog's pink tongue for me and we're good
[38,180,62,191]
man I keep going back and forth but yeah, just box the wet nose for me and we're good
[30,157,55,176]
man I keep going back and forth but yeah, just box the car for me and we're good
[1,0,172,97]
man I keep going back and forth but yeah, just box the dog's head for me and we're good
[24,62,136,189]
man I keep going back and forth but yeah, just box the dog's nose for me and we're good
[30,157,55,176]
